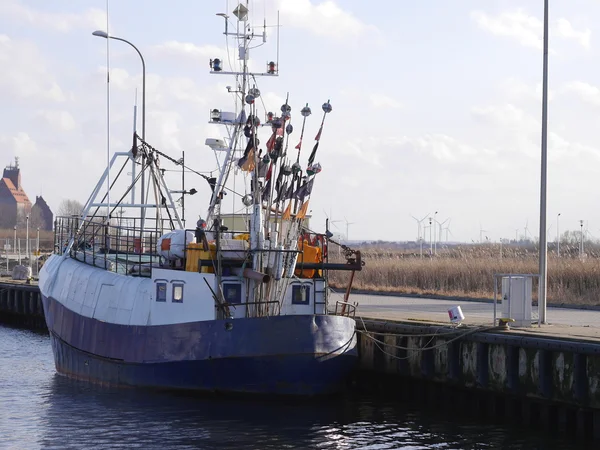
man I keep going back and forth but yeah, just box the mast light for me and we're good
[210,109,221,122]
[267,61,276,74]
[211,58,222,72]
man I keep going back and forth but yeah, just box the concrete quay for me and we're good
[345,291,600,443]
[0,278,45,329]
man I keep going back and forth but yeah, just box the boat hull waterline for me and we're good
[42,294,358,395]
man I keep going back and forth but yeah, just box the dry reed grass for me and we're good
[328,244,600,306]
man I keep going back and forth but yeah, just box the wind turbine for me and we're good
[344,217,355,243]
[442,218,452,242]
[324,208,342,237]
[435,216,449,254]
[479,222,487,244]
[411,213,429,258]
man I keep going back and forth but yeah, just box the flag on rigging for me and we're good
[314,125,322,141]
[292,178,314,202]
[296,200,310,219]
[282,202,292,220]
[307,142,319,166]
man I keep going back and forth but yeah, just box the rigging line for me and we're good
[161,167,219,174]
[133,133,245,198]
[295,103,309,163]
[86,157,131,227]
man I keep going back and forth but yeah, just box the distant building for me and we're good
[0,157,32,228]
[31,195,54,231]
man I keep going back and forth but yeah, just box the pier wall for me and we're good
[356,318,600,442]
[0,280,46,329]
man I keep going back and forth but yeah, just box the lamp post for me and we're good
[26,214,30,267]
[13,225,16,257]
[556,213,560,257]
[580,219,584,258]
[429,217,433,256]
[93,30,146,229]
[36,227,40,275]
[433,211,438,256]
[538,0,549,324]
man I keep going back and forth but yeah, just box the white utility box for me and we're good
[501,276,532,327]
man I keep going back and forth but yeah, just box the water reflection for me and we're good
[0,325,577,450]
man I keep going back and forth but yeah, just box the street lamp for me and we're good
[433,211,438,256]
[580,219,584,258]
[429,217,433,256]
[538,0,549,324]
[36,227,40,275]
[556,213,561,257]
[26,214,29,267]
[93,30,147,228]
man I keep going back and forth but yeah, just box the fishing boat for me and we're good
[38,2,363,395]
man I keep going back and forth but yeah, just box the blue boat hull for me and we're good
[41,295,358,395]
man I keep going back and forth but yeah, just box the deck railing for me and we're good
[53,215,171,277]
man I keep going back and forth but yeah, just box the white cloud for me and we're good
[0,35,65,102]
[369,93,402,109]
[35,110,76,132]
[277,0,378,40]
[556,18,591,49]
[0,0,105,33]
[564,80,600,106]
[470,9,542,49]
[500,78,555,103]
[471,9,591,50]
[151,41,223,62]
[0,132,38,155]
[471,103,537,130]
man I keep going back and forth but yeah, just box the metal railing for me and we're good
[334,300,357,318]
[54,215,169,277]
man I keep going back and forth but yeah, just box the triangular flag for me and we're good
[241,148,255,172]
[266,133,276,151]
[292,178,314,202]
[282,202,292,220]
[295,138,302,150]
[296,200,310,219]
[307,142,319,166]
[262,178,271,202]
[314,125,322,141]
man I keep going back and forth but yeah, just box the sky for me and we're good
[1,0,600,244]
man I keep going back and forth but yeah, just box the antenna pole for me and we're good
[105,0,111,224]
[182,150,185,224]
[131,89,137,204]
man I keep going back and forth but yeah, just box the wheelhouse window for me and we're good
[156,282,167,302]
[223,283,242,304]
[292,284,310,305]
[172,283,184,303]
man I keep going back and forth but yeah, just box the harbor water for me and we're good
[0,325,576,450]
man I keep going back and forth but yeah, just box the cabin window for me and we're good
[156,282,167,302]
[292,284,310,305]
[172,283,184,303]
[223,283,242,304]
